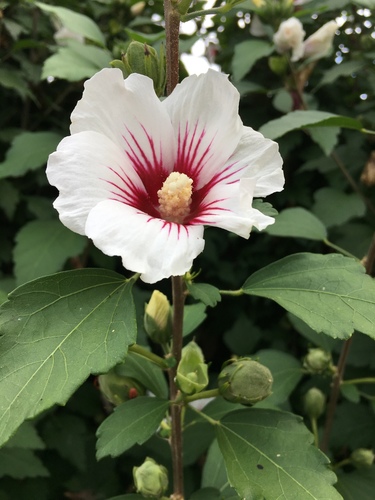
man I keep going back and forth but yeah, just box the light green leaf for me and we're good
[0,269,137,446]
[340,384,361,404]
[0,131,63,179]
[242,253,375,339]
[36,2,105,45]
[288,313,339,351]
[336,467,375,499]
[202,439,236,498]
[216,409,342,500]
[42,41,112,81]
[312,188,366,228]
[4,421,45,450]
[0,448,49,479]
[254,349,303,406]
[259,110,362,140]
[183,302,207,336]
[186,282,221,307]
[96,396,169,459]
[317,61,365,88]
[265,207,327,241]
[308,126,340,156]
[114,350,168,399]
[14,220,87,285]
[232,40,273,82]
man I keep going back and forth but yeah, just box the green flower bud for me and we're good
[351,448,375,469]
[98,370,146,406]
[303,348,334,375]
[218,358,273,406]
[176,341,209,395]
[133,457,168,498]
[268,55,288,76]
[110,41,166,96]
[255,0,294,26]
[303,387,326,419]
[144,290,172,345]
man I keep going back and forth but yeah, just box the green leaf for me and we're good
[189,487,222,500]
[312,188,366,228]
[183,302,207,336]
[259,110,362,140]
[254,349,303,406]
[96,396,169,459]
[202,439,236,498]
[0,68,33,100]
[232,40,273,82]
[36,2,105,45]
[0,448,49,479]
[242,253,375,340]
[216,409,342,500]
[0,131,63,179]
[336,467,375,499]
[114,350,168,399]
[317,61,365,88]
[223,314,261,355]
[42,41,112,82]
[308,126,340,156]
[265,207,327,241]
[340,384,361,404]
[288,313,339,351]
[14,220,87,285]
[4,421,45,450]
[186,282,221,307]
[0,269,137,447]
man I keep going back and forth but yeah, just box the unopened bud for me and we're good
[256,0,294,26]
[303,20,338,60]
[351,448,375,469]
[98,370,145,406]
[303,387,326,419]
[273,17,305,62]
[176,341,209,395]
[144,290,172,345]
[130,1,146,16]
[218,358,273,406]
[133,457,168,498]
[303,348,334,375]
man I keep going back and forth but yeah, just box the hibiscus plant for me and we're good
[0,0,375,499]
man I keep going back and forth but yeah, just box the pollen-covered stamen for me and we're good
[158,172,193,223]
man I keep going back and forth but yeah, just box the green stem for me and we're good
[188,403,219,426]
[128,344,169,369]
[183,388,220,403]
[331,458,352,470]
[310,417,319,447]
[342,377,375,385]
[181,7,226,22]
[219,289,244,296]
[323,239,358,260]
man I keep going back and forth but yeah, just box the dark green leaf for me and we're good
[265,207,327,241]
[96,396,169,459]
[232,40,273,82]
[308,126,340,155]
[317,61,365,88]
[243,253,375,339]
[0,269,137,446]
[4,421,45,450]
[183,302,207,336]
[288,313,339,351]
[0,131,63,179]
[14,220,87,285]
[187,282,221,307]
[259,110,362,140]
[202,439,236,498]
[0,448,49,479]
[312,188,366,228]
[189,487,222,499]
[216,409,341,500]
[336,467,375,499]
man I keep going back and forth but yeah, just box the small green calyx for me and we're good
[98,370,146,406]
[144,290,172,345]
[176,341,209,396]
[303,387,326,420]
[303,348,335,376]
[218,358,273,406]
[351,448,375,469]
[133,457,169,498]
[110,40,166,96]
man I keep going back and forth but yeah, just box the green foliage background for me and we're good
[0,0,375,498]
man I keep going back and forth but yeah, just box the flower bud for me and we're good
[303,348,334,375]
[98,370,146,406]
[176,341,209,396]
[255,0,294,26]
[130,1,146,16]
[110,41,166,96]
[303,387,326,419]
[133,457,168,498]
[303,20,338,60]
[273,17,305,62]
[218,358,273,406]
[351,448,375,469]
[144,290,172,345]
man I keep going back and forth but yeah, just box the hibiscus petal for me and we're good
[162,70,243,188]
[224,127,284,197]
[85,200,205,283]
[46,130,144,234]
[70,68,175,187]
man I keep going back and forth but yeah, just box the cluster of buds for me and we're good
[111,40,166,97]
[303,348,336,376]
[218,358,273,406]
